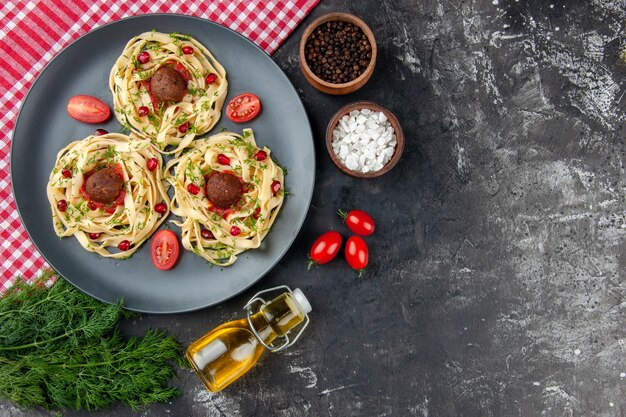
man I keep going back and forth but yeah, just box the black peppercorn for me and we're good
[305,21,371,84]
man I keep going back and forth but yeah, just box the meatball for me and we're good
[205,172,243,209]
[150,66,187,102]
[85,167,124,204]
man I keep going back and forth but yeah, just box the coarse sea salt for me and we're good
[331,109,397,173]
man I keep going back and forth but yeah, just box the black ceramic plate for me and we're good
[11,15,315,313]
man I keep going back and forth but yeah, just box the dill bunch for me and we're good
[0,270,181,411]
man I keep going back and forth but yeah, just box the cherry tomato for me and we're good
[271,180,282,195]
[338,209,376,236]
[118,240,131,251]
[205,73,217,84]
[226,93,261,123]
[66,95,111,124]
[137,51,150,64]
[308,231,342,269]
[150,230,179,270]
[217,154,230,165]
[146,158,159,171]
[187,183,200,195]
[137,106,149,117]
[154,202,167,214]
[57,200,67,212]
[345,236,369,276]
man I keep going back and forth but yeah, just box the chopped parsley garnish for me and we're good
[244,215,259,232]
[147,113,160,129]
[170,32,192,41]
[145,40,162,50]
[136,70,151,81]
[174,113,189,126]
[274,158,288,176]
[103,146,118,164]
[130,55,141,69]
[187,87,207,97]
[184,161,202,183]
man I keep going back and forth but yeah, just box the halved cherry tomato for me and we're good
[150,230,180,270]
[226,93,261,123]
[308,231,342,270]
[338,209,376,236]
[345,236,368,276]
[66,95,110,124]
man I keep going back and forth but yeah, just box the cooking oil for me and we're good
[186,288,311,392]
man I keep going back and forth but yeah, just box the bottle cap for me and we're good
[292,288,312,314]
[244,285,311,352]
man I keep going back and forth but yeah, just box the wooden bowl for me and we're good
[326,101,404,178]
[299,13,377,95]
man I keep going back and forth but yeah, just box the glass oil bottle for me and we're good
[186,286,312,392]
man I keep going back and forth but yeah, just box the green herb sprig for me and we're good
[0,271,182,411]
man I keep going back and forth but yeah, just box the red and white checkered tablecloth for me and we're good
[0,0,319,292]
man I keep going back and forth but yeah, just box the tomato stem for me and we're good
[307,257,319,271]
[356,268,365,278]
[337,209,348,221]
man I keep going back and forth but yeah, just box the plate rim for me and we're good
[10,13,315,314]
